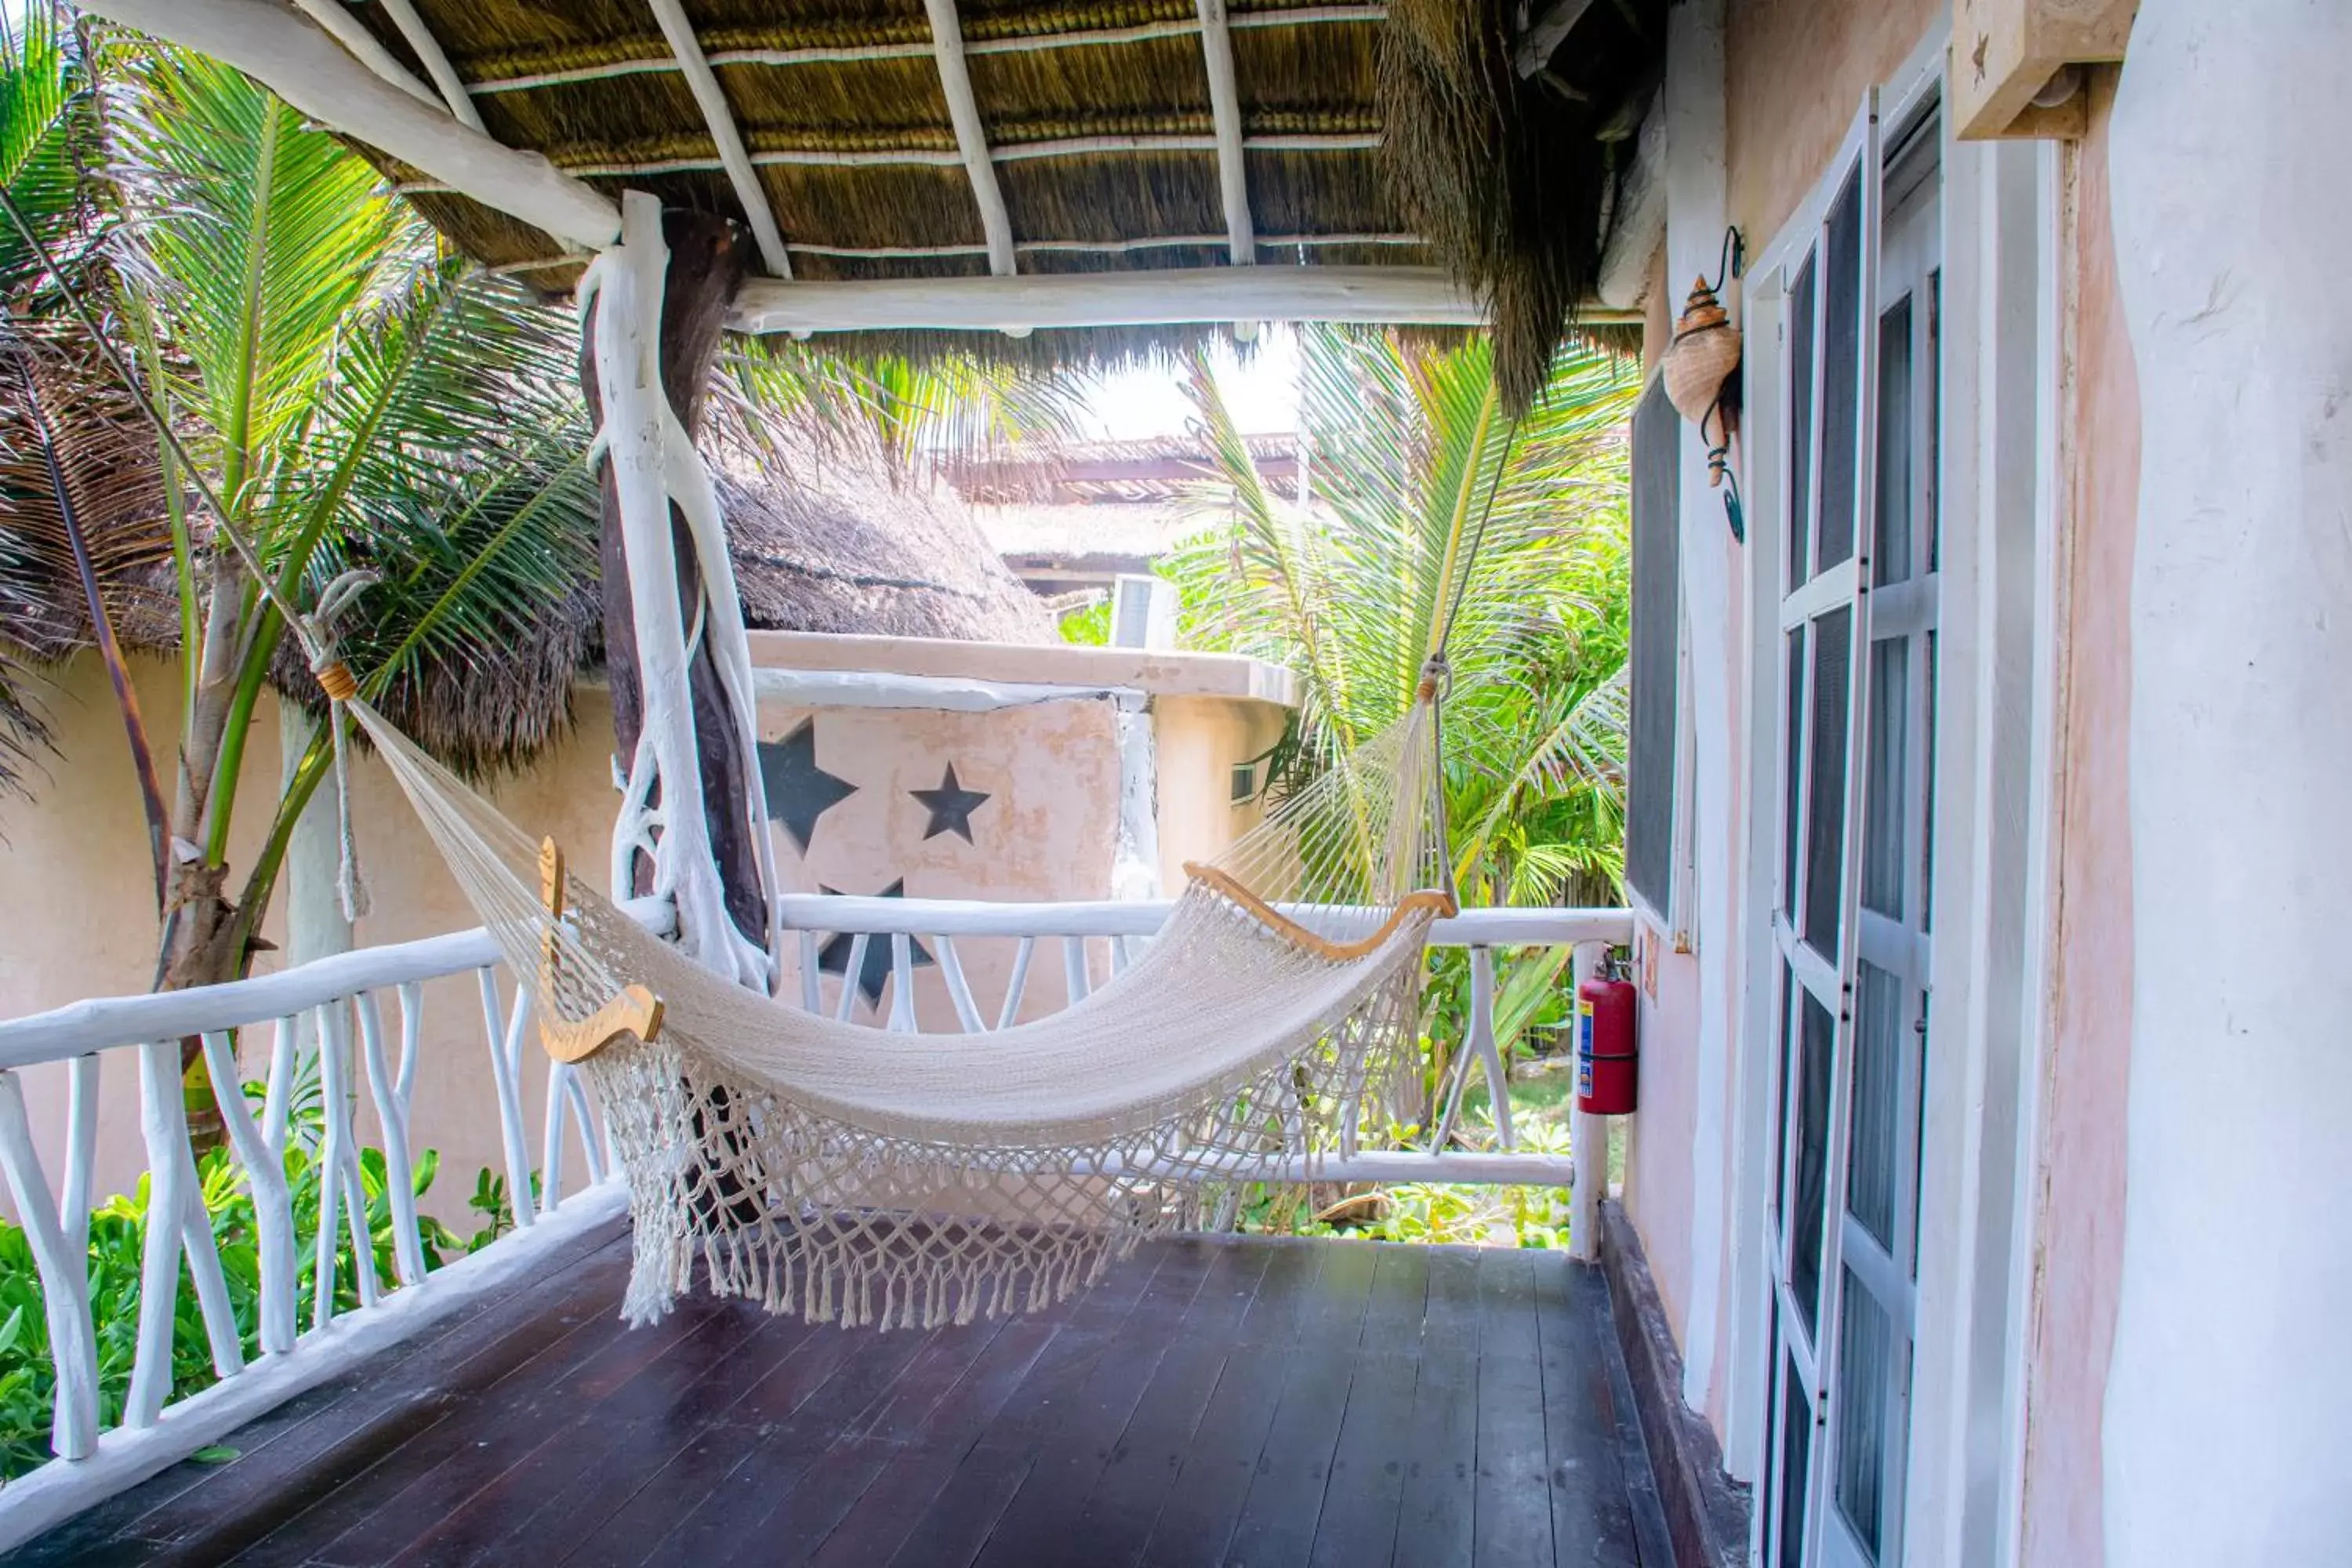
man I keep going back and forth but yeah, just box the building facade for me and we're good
[1614,2,2341,1563]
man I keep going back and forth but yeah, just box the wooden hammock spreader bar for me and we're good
[1181,862,1458,962]
[535,838,663,1064]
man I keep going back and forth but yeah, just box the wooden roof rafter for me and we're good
[372,0,483,130]
[919,0,1017,278]
[1193,0,1255,267]
[457,7,1389,98]
[642,0,793,278]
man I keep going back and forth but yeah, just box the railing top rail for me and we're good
[0,894,1627,1071]
[0,897,673,1072]
[778,892,1634,946]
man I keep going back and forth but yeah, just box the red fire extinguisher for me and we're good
[1576,957,1638,1115]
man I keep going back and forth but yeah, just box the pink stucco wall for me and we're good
[0,637,1289,1230]
[2019,72,2135,1568]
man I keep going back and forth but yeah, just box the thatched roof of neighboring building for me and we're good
[1,431,1048,775]
[942,431,1297,505]
[319,0,1664,405]
[717,456,1053,644]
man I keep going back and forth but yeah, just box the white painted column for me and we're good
[586,192,774,989]
[281,704,350,1064]
[2107,5,2352,1562]
[1661,0,1735,1424]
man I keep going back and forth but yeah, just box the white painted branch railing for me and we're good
[0,892,1627,1552]
[777,895,1631,1194]
[0,898,669,1554]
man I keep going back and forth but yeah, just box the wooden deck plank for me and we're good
[1221,1241,1380,1566]
[1389,1249,1482,1566]
[1132,1242,1327,1566]
[1472,1249,1559,1568]
[968,1241,1220,1567]
[1305,1243,1433,1568]
[1068,1243,1275,1561]
[8,1231,1673,1568]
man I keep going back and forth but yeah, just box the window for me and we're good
[1626,375,1682,920]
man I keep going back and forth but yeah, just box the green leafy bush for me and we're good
[0,1082,512,1479]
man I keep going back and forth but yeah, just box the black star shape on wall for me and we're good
[759,718,857,855]
[911,764,991,844]
[816,880,934,1007]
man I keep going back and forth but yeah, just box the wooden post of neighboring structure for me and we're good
[581,191,775,987]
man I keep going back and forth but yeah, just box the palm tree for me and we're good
[1167,325,1636,908]
[2,17,601,1136]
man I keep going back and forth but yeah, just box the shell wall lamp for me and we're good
[1658,228,1746,541]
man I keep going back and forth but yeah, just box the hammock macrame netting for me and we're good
[344,695,1454,1330]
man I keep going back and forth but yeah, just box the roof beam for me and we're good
[731,265,1547,335]
[372,0,485,130]
[289,0,437,106]
[919,0,1018,276]
[1514,0,1599,76]
[80,0,620,250]
[1194,0,1254,266]
[643,0,793,278]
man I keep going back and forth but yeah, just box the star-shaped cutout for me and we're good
[816,880,934,1007]
[911,764,991,844]
[759,718,856,855]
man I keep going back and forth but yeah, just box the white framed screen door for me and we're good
[1761,92,1944,1568]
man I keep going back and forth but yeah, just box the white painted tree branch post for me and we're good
[474,969,537,1231]
[1467,945,1513,1149]
[584,191,771,988]
[1568,941,1604,1263]
[201,1029,298,1356]
[60,1051,97,1256]
[289,0,438,106]
[2107,5,2352,1562]
[0,1071,100,1460]
[354,995,428,1287]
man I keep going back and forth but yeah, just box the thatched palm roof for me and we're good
[316,0,1664,401]
[0,435,1048,772]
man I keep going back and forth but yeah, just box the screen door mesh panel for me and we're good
[1626,376,1682,918]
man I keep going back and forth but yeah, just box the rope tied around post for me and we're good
[303,569,380,924]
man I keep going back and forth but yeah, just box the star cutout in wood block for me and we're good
[911,764,991,844]
[816,880,934,1007]
[759,718,856,855]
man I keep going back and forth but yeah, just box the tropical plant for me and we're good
[1166,325,1638,907]
[0,21,601,1137]
[0,1069,514,1479]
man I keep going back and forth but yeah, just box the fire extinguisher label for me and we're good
[1577,996,1595,1098]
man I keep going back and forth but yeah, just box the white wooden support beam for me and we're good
[78,0,619,251]
[1515,0,1599,77]
[644,0,793,278]
[920,0,1018,276]
[1194,0,1255,266]
[1567,940,1606,1261]
[730,263,1532,334]
[372,0,484,130]
[289,0,438,107]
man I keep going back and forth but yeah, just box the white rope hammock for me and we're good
[343,689,1456,1330]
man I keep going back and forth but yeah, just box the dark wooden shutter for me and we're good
[1625,376,1681,918]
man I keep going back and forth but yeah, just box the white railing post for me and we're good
[201,1029,299,1356]
[355,993,428,1287]
[0,1070,100,1460]
[60,1052,97,1257]
[474,968,538,1229]
[1568,940,1606,1263]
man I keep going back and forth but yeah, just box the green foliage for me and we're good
[1056,595,1112,646]
[0,1076,513,1479]
[1164,326,1635,909]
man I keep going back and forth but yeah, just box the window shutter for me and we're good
[1625,375,1682,920]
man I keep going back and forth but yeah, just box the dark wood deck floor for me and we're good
[13,1222,1672,1567]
